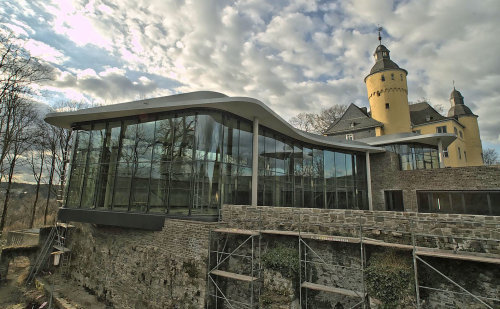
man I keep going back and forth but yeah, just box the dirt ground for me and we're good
[0,252,110,309]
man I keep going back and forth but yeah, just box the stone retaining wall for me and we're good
[67,219,218,309]
[222,205,500,254]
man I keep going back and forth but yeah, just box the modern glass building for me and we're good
[45,92,385,229]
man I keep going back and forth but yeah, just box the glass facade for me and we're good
[65,109,368,218]
[385,143,440,170]
[417,190,500,216]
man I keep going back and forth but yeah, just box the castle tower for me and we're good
[447,88,483,166]
[364,37,411,136]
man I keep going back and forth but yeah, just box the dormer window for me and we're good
[350,122,356,128]
[425,115,431,121]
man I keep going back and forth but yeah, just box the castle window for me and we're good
[391,73,394,80]
[381,75,385,81]
[436,126,447,133]
[460,131,463,138]
[377,91,380,96]
[458,147,462,159]
[443,147,449,158]
[464,151,467,161]
[400,74,403,81]
[385,103,390,109]
[346,134,354,141]
[454,127,458,135]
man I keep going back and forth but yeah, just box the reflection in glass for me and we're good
[65,109,368,216]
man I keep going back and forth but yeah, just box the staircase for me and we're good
[25,223,72,286]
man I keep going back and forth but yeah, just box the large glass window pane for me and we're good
[113,161,134,211]
[303,147,313,207]
[149,161,171,213]
[345,153,353,187]
[238,121,253,167]
[153,114,175,162]
[324,151,336,209]
[195,113,223,162]
[130,161,151,212]
[66,163,85,208]
[490,192,500,216]
[293,145,303,208]
[313,149,324,209]
[135,121,155,163]
[464,192,489,215]
[101,122,121,209]
[172,114,195,162]
[223,116,238,164]
[335,152,346,188]
[169,161,192,215]
[74,129,91,164]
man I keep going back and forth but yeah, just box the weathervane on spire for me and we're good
[378,26,383,45]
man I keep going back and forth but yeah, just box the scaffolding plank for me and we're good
[301,282,365,297]
[363,238,413,250]
[302,233,360,243]
[416,248,500,264]
[53,245,71,253]
[261,230,301,236]
[212,228,259,236]
[210,270,258,282]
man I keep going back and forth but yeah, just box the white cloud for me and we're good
[2,0,500,151]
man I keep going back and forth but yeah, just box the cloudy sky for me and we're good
[1,0,499,152]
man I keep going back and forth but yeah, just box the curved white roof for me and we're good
[44,91,385,153]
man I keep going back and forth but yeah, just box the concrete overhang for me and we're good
[44,91,385,154]
[358,132,457,148]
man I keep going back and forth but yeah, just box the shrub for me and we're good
[365,250,414,307]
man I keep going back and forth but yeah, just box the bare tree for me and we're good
[26,119,48,228]
[289,105,348,134]
[0,28,52,231]
[0,28,52,103]
[483,148,499,165]
[0,96,38,231]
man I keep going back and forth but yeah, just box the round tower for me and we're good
[364,44,411,135]
[447,88,483,166]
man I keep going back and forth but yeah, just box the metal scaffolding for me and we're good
[207,228,261,308]
[211,208,500,308]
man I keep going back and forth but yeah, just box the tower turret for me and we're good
[364,33,411,136]
[447,87,483,165]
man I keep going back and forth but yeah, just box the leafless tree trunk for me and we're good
[27,121,47,228]
[0,97,37,231]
